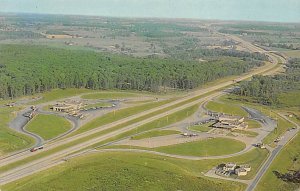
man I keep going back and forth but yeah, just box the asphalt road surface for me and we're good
[246,113,300,191]
[9,107,44,146]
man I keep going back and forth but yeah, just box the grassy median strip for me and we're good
[91,104,199,148]
[131,130,181,140]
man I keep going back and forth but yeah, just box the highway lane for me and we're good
[246,113,300,191]
[246,146,282,191]
[0,34,285,186]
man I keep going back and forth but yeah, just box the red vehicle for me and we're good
[30,146,44,152]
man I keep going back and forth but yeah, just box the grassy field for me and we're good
[189,122,213,132]
[83,102,113,109]
[206,101,248,117]
[246,119,262,128]
[283,50,300,58]
[256,133,300,191]
[26,114,72,140]
[0,107,34,155]
[232,129,259,137]
[104,144,268,180]
[277,91,300,108]
[81,92,141,99]
[155,138,246,157]
[131,130,181,140]
[32,88,96,104]
[1,152,246,191]
[2,147,269,191]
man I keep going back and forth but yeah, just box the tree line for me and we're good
[236,58,300,105]
[0,44,263,99]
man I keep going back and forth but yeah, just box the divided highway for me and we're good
[0,35,285,186]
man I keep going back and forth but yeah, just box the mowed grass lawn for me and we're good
[2,152,246,191]
[189,122,213,132]
[206,101,248,117]
[155,138,246,157]
[256,133,300,191]
[131,130,181,140]
[26,114,72,140]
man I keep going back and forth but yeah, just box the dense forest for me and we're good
[0,44,264,99]
[236,58,300,105]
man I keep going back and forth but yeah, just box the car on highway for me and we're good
[30,146,44,152]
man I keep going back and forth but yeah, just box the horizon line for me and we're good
[1,11,299,24]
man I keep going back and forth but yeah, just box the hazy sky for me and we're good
[1,0,299,23]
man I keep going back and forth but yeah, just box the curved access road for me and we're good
[9,107,44,147]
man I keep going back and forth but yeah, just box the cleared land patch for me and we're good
[26,114,72,140]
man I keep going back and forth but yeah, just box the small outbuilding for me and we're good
[235,168,248,176]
